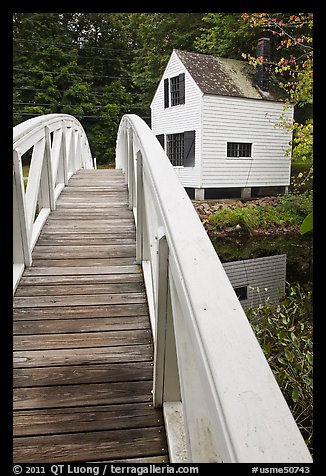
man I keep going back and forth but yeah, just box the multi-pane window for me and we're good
[227,142,252,158]
[170,76,180,106]
[158,130,195,168]
[164,73,185,107]
[167,133,184,166]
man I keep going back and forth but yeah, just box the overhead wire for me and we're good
[13,112,150,120]
[13,38,141,54]
[13,68,133,80]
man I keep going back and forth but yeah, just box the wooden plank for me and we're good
[13,292,146,308]
[14,380,153,410]
[63,188,128,192]
[14,316,149,335]
[31,244,136,259]
[19,273,142,286]
[16,281,144,296]
[13,344,153,368]
[14,403,163,436]
[55,203,129,209]
[47,209,133,218]
[31,258,138,267]
[56,195,129,201]
[13,427,167,463]
[61,187,128,192]
[37,236,136,245]
[14,329,152,351]
[67,180,126,185]
[13,303,148,320]
[14,362,153,387]
[39,230,136,238]
[40,226,135,234]
[43,218,134,225]
[24,265,141,276]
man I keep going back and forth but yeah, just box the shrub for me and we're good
[247,282,313,452]
[208,207,260,231]
[279,191,313,221]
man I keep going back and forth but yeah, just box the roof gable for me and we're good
[174,49,282,101]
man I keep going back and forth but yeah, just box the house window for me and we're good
[164,73,185,107]
[234,286,248,301]
[166,130,195,167]
[170,76,180,106]
[227,142,252,158]
[167,133,184,166]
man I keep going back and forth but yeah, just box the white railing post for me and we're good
[52,128,63,188]
[153,228,169,406]
[153,228,181,407]
[124,126,130,185]
[75,130,82,171]
[44,126,55,211]
[13,148,32,268]
[25,137,46,243]
[62,122,69,185]
[136,150,143,264]
[127,128,134,211]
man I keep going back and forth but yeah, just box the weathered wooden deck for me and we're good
[13,169,168,463]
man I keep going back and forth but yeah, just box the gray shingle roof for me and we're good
[174,49,281,101]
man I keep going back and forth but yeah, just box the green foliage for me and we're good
[208,192,313,233]
[209,207,260,231]
[194,13,259,58]
[300,212,313,235]
[292,119,313,163]
[279,191,313,220]
[128,13,205,113]
[290,162,313,193]
[240,13,313,177]
[247,282,313,450]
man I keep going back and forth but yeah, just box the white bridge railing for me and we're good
[13,114,94,292]
[116,114,312,463]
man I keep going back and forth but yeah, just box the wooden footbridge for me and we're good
[13,114,312,463]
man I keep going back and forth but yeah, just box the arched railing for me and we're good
[13,114,94,292]
[116,114,312,463]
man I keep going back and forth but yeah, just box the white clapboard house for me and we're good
[150,41,294,199]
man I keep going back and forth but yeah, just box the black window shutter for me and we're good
[183,130,195,167]
[164,79,169,108]
[156,134,165,149]
[179,73,185,104]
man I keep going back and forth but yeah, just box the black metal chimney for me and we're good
[256,37,271,92]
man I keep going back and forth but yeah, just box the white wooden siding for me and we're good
[223,254,286,311]
[151,51,203,187]
[201,95,293,188]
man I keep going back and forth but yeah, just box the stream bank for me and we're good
[193,193,312,238]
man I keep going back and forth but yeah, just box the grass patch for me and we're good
[208,192,313,234]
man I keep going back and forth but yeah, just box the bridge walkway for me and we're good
[13,169,169,463]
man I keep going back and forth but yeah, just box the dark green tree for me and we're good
[194,13,260,58]
[127,13,206,116]
[13,13,135,164]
